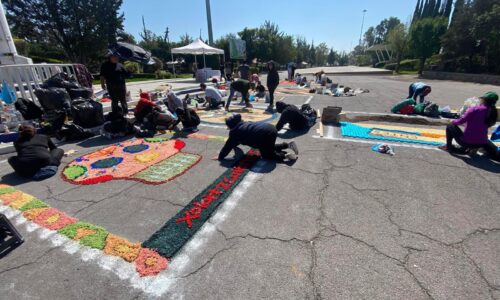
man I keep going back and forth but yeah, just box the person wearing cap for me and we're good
[165,91,184,114]
[439,91,499,159]
[100,53,130,116]
[408,82,432,103]
[217,114,299,162]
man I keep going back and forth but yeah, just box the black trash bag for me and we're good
[423,103,440,118]
[35,88,71,112]
[68,88,93,100]
[57,124,94,141]
[71,98,104,128]
[42,72,80,90]
[43,111,67,133]
[14,98,43,120]
[301,103,318,127]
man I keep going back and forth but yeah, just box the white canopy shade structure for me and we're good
[170,39,224,76]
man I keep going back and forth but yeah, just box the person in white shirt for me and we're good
[200,83,225,109]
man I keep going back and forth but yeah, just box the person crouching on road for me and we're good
[439,91,499,160]
[408,82,432,103]
[9,124,64,178]
[216,114,299,162]
[275,101,310,132]
[200,83,225,109]
[226,79,253,111]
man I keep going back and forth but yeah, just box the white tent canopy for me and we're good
[170,39,225,76]
[172,39,224,55]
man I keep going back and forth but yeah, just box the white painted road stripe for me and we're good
[313,135,443,151]
[304,95,313,104]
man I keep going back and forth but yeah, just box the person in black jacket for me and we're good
[227,79,253,111]
[8,124,64,178]
[266,61,280,111]
[100,53,131,116]
[275,101,309,131]
[217,114,299,161]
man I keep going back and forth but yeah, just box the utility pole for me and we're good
[359,9,367,47]
[205,0,214,45]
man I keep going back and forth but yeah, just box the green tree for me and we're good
[387,24,408,73]
[327,49,337,65]
[117,31,136,44]
[374,17,402,44]
[410,17,448,74]
[5,0,124,69]
[315,42,329,66]
[364,27,376,47]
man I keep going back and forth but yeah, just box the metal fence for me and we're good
[0,63,77,102]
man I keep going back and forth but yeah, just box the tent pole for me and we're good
[171,53,176,78]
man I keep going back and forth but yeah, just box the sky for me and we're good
[121,0,418,52]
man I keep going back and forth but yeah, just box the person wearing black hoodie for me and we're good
[217,114,299,161]
[275,101,309,131]
[266,61,280,111]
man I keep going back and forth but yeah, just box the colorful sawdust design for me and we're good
[197,108,277,125]
[0,186,167,276]
[62,139,201,185]
[133,153,201,183]
[340,122,444,146]
[143,150,261,258]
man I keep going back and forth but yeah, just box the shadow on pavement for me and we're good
[1,172,33,186]
[77,134,133,148]
[452,153,500,173]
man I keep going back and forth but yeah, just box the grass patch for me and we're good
[92,73,193,85]
[396,70,419,75]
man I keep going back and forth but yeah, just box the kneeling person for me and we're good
[275,101,310,131]
[217,114,299,162]
[200,83,225,109]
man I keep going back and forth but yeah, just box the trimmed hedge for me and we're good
[385,59,420,71]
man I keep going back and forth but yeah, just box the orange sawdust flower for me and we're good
[135,248,168,276]
[33,208,78,230]
[104,234,142,262]
[23,207,50,220]
[0,191,33,206]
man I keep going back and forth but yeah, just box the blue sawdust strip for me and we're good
[142,151,260,258]
[340,122,443,146]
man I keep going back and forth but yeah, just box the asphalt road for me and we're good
[0,76,499,300]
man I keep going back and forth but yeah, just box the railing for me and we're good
[0,63,77,102]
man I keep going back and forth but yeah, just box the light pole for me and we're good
[205,0,214,45]
[358,9,367,47]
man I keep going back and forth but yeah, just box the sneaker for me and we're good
[265,105,274,112]
[285,153,298,161]
[245,103,253,109]
[288,141,299,155]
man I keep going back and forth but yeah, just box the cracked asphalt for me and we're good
[1,75,499,299]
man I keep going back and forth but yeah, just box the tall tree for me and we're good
[410,17,448,74]
[315,42,330,66]
[6,0,124,68]
[413,0,422,21]
[364,27,376,47]
[387,24,408,73]
[327,49,337,66]
[374,17,402,44]
[434,0,442,17]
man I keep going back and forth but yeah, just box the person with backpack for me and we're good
[100,52,130,116]
[8,124,64,178]
[439,91,499,159]
[217,114,299,162]
[226,79,253,111]
[175,107,200,132]
[266,61,280,112]
[408,82,432,103]
[275,101,310,131]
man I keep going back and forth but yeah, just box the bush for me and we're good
[374,62,386,69]
[155,70,172,79]
[124,61,140,74]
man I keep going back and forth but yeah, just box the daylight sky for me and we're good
[122,0,418,52]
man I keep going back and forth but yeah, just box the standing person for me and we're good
[287,62,296,81]
[219,60,225,82]
[238,61,250,81]
[100,52,130,116]
[226,79,253,111]
[217,114,299,161]
[266,61,280,111]
[439,91,499,159]
[192,62,198,78]
[224,61,233,81]
[408,82,432,103]
[200,83,225,109]
[8,124,64,178]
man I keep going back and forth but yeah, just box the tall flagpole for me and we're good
[205,0,214,45]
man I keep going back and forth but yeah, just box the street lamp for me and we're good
[358,9,367,47]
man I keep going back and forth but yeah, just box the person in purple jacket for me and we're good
[439,91,498,159]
